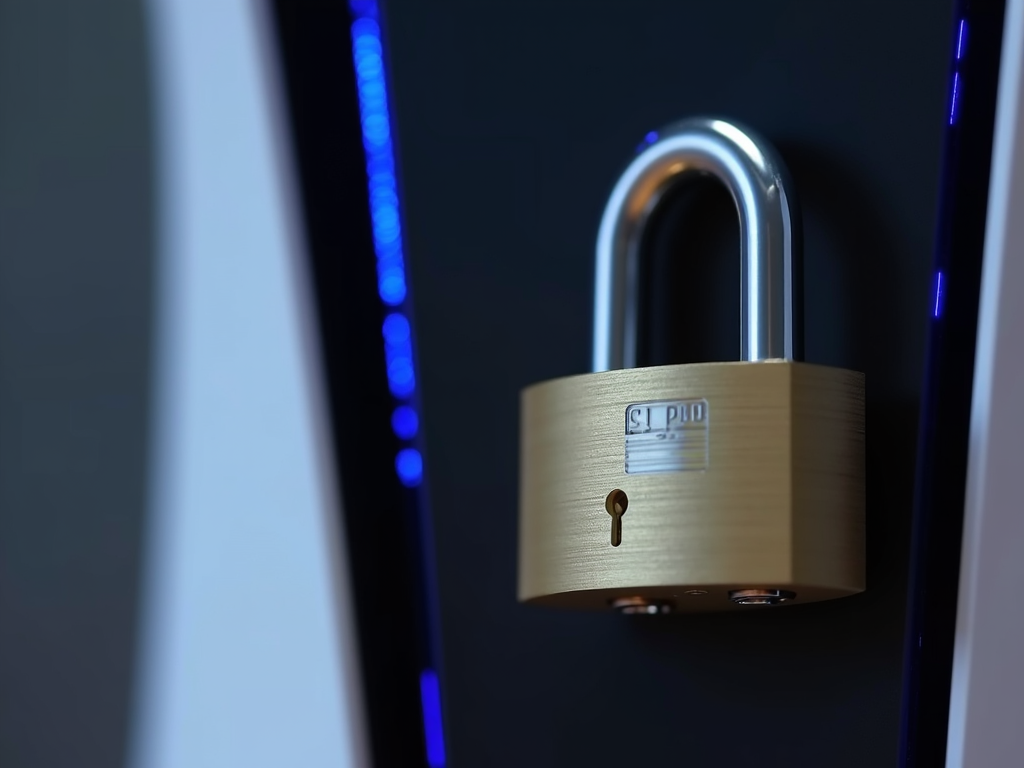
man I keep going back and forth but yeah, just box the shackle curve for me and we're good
[593,117,802,371]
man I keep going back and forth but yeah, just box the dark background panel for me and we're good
[0,1,155,767]
[386,2,953,766]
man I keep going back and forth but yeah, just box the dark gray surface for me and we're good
[388,2,951,766]
[0,2,154,766]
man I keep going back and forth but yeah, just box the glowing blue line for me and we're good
[349,6,445,764]
[420,669,446,767]
[934,271,945,318]
[391,406,419,439]
[957,19,967,60]
[350,13,407,306]
[396,448,424,487]
[349,7,422,422]
[382,312,410,344]
[950,71,961,125]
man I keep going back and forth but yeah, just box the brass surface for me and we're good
[518,360,865,612]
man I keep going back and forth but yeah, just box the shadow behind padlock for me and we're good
[518,118,865,613]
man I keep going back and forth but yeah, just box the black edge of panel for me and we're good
[900,1,1005,766]
[269,2,434,766]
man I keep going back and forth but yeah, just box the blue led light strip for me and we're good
[348,4,446,766]
[949,71,962,125]
[419,669,447,768]
[936,18,968,317]
[949,19,967,125]
[349,0,423,488]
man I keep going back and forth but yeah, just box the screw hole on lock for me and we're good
[611,596,673,615]
[729,589,797,606]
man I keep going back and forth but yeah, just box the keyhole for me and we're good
[605,489,628,547]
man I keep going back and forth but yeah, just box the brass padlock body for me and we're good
[518,117,866,612]
[519,361,864,611]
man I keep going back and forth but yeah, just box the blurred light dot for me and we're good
[360,81,385,103]
[366,156,394,177]
[370,186,397,207]
[392,406,419,439]
[383,313,410,345]
[396,448,423,486]
[355,52,383,80]
[373,219,400,244]
[376,246,402,266]
[390,381,415,398]
[379,275,406,305]
[388,357,414,384]
[388,360,415,397]
[351,19,380,41]
[362,114,390,146]
[372,204,399,231]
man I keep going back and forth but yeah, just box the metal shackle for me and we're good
[592,117,803,372]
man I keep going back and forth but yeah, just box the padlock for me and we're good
[518,118,864,613]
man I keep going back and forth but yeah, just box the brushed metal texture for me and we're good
[518,360,864,612]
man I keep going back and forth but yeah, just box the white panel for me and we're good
[946,1,1024,764]
[129,2,369,767]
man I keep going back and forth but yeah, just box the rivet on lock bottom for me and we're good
[517,118,865,613]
